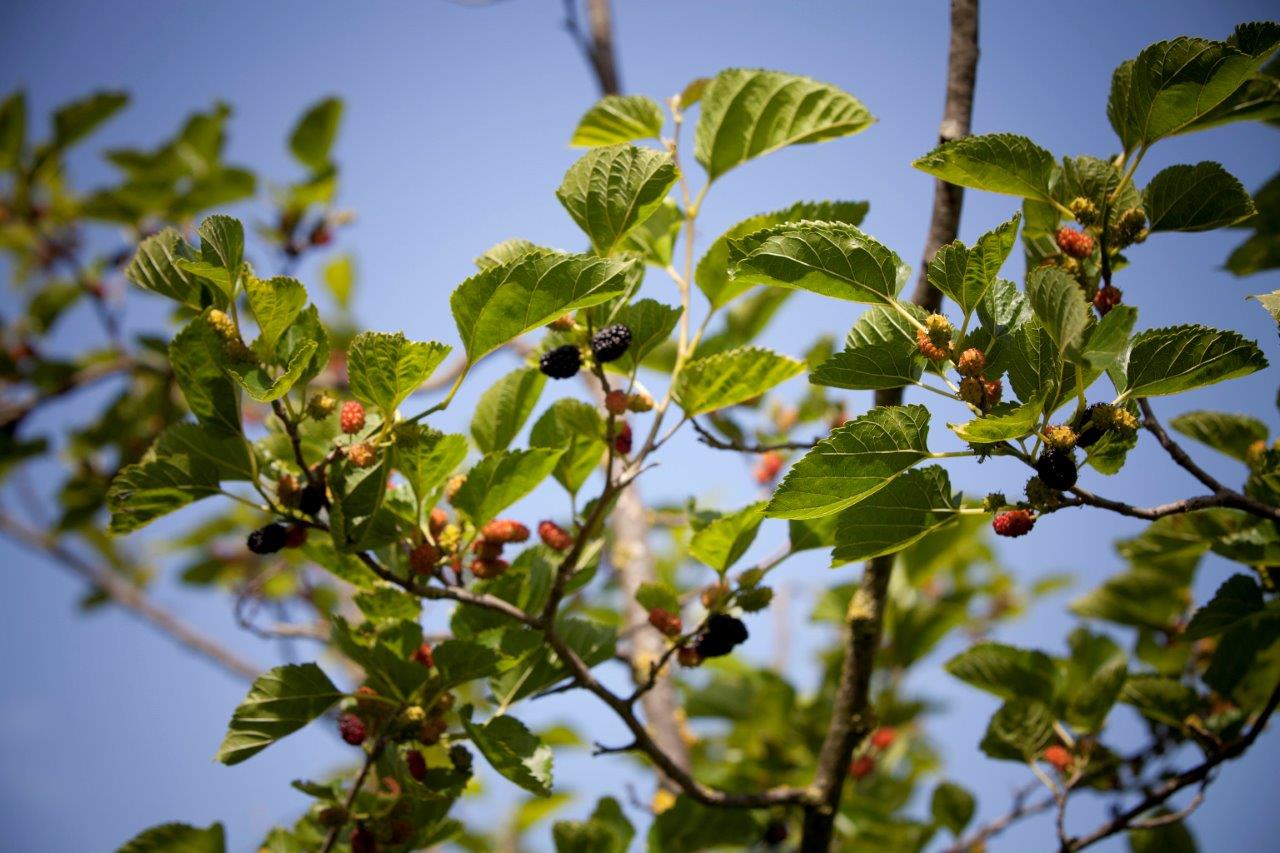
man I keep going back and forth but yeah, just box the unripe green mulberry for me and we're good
[1069,196,1099,227]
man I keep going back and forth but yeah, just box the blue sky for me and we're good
[2,0,1279,850]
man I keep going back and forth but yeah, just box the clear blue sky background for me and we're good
[2,1,1279,850]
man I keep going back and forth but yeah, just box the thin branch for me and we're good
[0,509,260,682]
[1062,679,1280,852]
[319,736,384,853]
[690,418,820,453]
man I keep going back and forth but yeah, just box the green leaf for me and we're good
[330,618,428,700]
[196,215,244,296]
[1170,411,1268,461]
[570,95,664,147]
[433,639,503,690]
[451,448,563,526]
[1108,29,1278,152]
[1185,574,1264,639]
[289,97,342,169]
[830,465,960,562]
[605,298,681,373]
[489,617,615,706]
[1120,674,1198,727]
[244,275,307,353]
[1144,162,1255,232]
[169,316,242,435]
[945,641,1058,705]
[275,303,329,385]
[462,711,554,797]
[529,399,606,495]
[810,304,925,391]
[1124,325,1267,398]
[912,133,1056,201]
[1062,628,1128,732]
[926,213,1021,315]
[767,405,931,520]
[619,199,684,267]
[694,68,873,182]
[1205,616,1280,696]
[673,346,804,416]
[1006,320,1063,411]
[475,238,544,270]
[347,332,451,417]
[930,782,975,837]
[1027,266,1091,358]
[727,221,909,304]
[697,200,869,307]
[118,822,225,853]
[52,90,127,148]
[392,425,468,505]
[215,663,342,765]
[635,581,680,614]
[949,392,1046,444]
[354,584,421,625]
[1128,817,1198,853]
[323,254,354,308]
[689,502,766,573]
[107,423,249,534]
[647,796,761,852]
[223,340,318,403]
[553,796,634,853]
[125,229,205,309]
[979,699,1055,762]
[0,92,25,171]
[327,450,391,552]
[556,144,678,255]
[450,251,632,362]
[1251,289,1280,333]
[471,367,546,454]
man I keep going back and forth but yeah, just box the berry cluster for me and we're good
[916,316,1003,414]
[538,322,634,380]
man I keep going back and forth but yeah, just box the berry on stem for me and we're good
[338,713,367,745]
[411,642,434,668]
[539,344,582,379]
[347,442,376,469]
[993,509,1035,538]
[870,727,897,750]
[409,542,439,575]
[405,749,427,781]
[956,348,986,378]
[299,483,326,516]
[754,451,784,484]
[248,523,289,555]
[481,519,530,543]
[648,607,683,637]
[1043,744,1072,772]
[538,520,573,551]
[604,389,628,415]
[696,613,749,658]
[340,400,366,435]
[1056,227,1095,259]
[1035,448,1078,490]
[284,525,308,549]
[613,421,633,455]
[849,756,875,780]
[590,324,632,362]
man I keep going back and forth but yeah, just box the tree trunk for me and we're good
[799,1,980,848]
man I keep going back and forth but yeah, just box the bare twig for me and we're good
[0,508,260,681]
[690,418,820,453]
